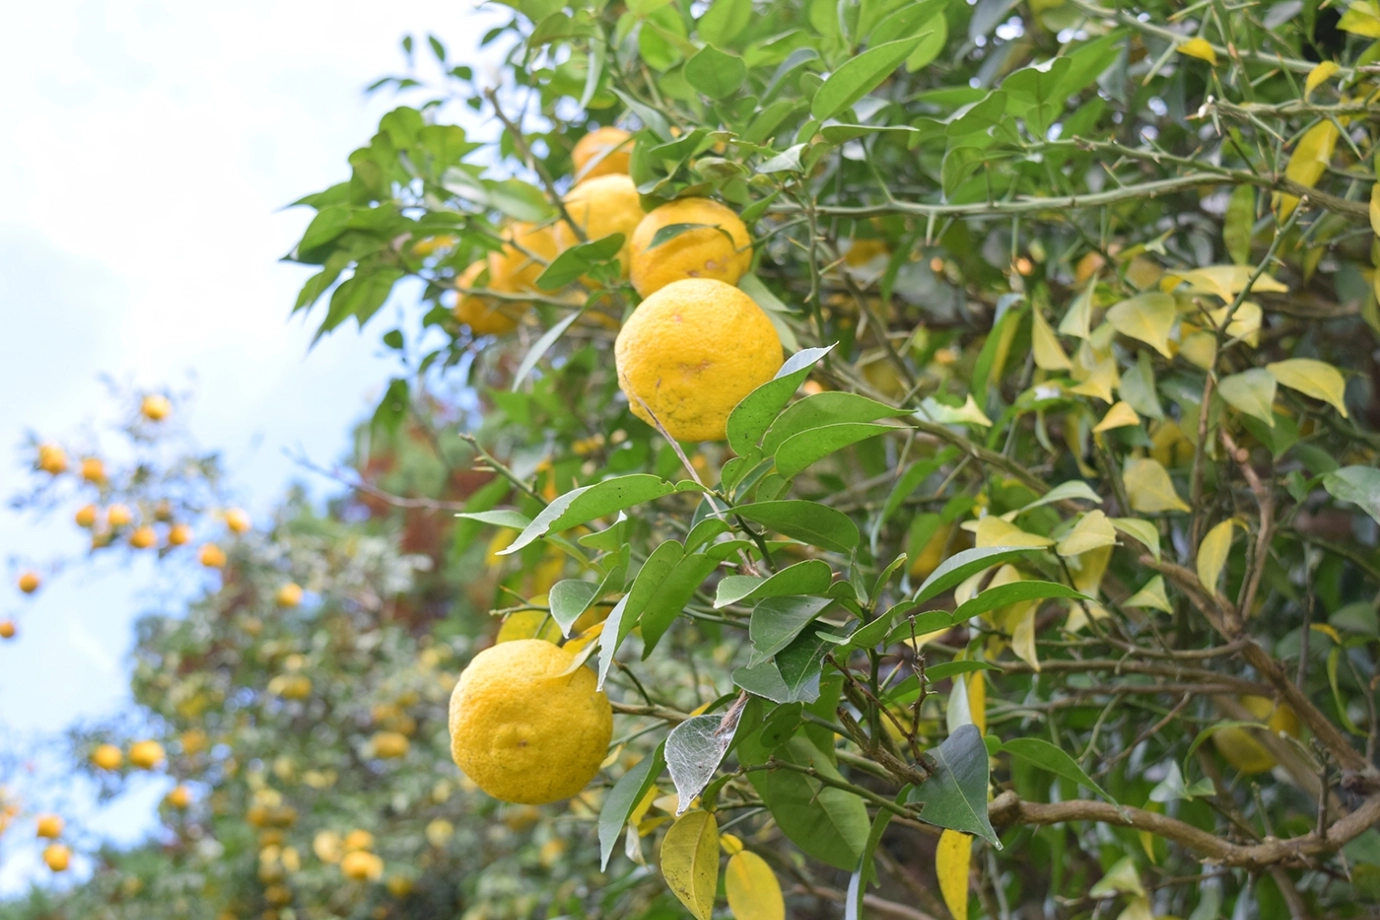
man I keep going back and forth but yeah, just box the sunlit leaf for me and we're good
[1093,401,1140,433]
[1055,510,1117,557]
[1196,519,1237,598]
[1125,575,1173,613]
[1032,307,1072,371]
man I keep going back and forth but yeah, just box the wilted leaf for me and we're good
[666,707,745,814]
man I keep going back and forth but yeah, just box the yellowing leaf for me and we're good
[724,850,784,920]
[1267,358,1349,417]
[1218,369,1277,426]
[661,810,720,920]
[1089,856,1146,898]
[1125,575,1173,613]
[1069,355,1120,402]
[1059,282,1095,339]
[936,830,972,920]
[1032,308,1072,370]
[719,834,744,856]
[1056,510,1118,557]
[1106,293,1177,357]
[965,516,1054,548]
[1371,182,1380,237]
[1176,37,1217,65]
[968,668,986,735]
[1172,265,1287,301]
[1111,517,1161,562]
[1124,458,1190,513]
[1093,401,1140,433]
[1196,519,1237,598]
[1340,1,1380,37]
[1177,330,1218,370]
[1207,300,1261,346]
[919,394,993,427]
[1117,896,1156,920]
[1306,61,1340,97]
[1278,120,1340,218]
[1010,603,1040,672]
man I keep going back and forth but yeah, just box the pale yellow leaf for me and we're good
[1118,896,1156,920]
[661,810,720,920]
[1218,369,1277,426]
[1010,603,1040,671]
[1056,510,1118,557]
[1176,37,1217,65]
[720,834,743,855]
[1125,575,1173,613]
[919,393,993,427]
[1278,120,1340,218]
[1177,330,1218,370]
[1069,355,1120,402]
[966,516,1055,549]
[1267,358,1349,417]
[1111,517,1161,562]
[1172,265,1288,301]
[936,830,972,920]
[1124,458,1191,514]
[1032,307,1072,370]
[725,850,784,920]
[1093,401,1140,432]
[1196,519,1237,598]
[968,668,986,735]
[1106,293,1177,357]
[1306,61,1340,98]
[1340,1,1380,37]
[1371,183,1380,237]
[1059,282,1094,339]
[1089,856,1147,898]
[1207,300,1261,346]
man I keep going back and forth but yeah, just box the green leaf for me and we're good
[1002,737,1116,803]
[697,0,752,45]
[370,377,410,436]
[535,233,624,289]
[951,581,1087,622]
[762,392,909,455]
[715,559,834,607]
[1323,466,1380,525]
[811,35,931,120]
[549,579,599,636]
[913,546,1043,605]
[455,509,531,529]
[596,594,633,690]
[1110,517,1161,563]
[685,45,748,98]
[774,423,898,478]
[501,474,677,554]
[486,178,556,222]
[1224,185,1255,265]
[639,553,720,655]
[598,745,665,869]
[749,595,834,663]
[511,310,583,391]
[732,501,860,554]
[666,707,746,812]
[847,791,908,919]
[727,345,836,456]
[661,810,720,920]
[907,725,999,845]
[741,734,870,869]
[884,609,956,645]
[1000,58,1070,136]
[1218,369,1277,426]
[735,625,835,703]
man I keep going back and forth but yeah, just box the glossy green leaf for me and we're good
[727,345,836,456]
[812,35,931,120]
[913,546,1043,605]
[732,501,860,554]
[907,725,999,844]
[598,745,665,869]
[714,559,834,607]
[1002,737,1115,803]
[502,474,677,554]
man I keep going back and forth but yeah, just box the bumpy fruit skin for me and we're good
[91,744,123,770]
[571,126,631,183]
[454,261,519,336]
[141,395,172,421]
[615,279,783,442]
[554,174,646,278]
[629,198,753,297]
[128,740,166,769]
[36,814,63,838]
[17,572,41,594]
[1212,696,1301,773]
[448,639,612,805]
[44,844,70,872]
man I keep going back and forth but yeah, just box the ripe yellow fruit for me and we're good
[80,457,106,483]
[571,126,632,183]
[107,504,133,528]
[167,785,192,809]
[92,744,123,770]
[36,814,63,838]
[448,639,612,805]
[129,526,157,550]
[141,395,172,421]
[615,279,783,442]
[629,198,753,297]
[37,444,69,475]
[453,261,518,336]
[168,523,192,546]
[74,504,98,528]
[128,740,166,770]
[341,850,383,881]
[1212,696,1301,774]
[344,829,374,852]
[224,508,251,534]
[372,732,409,760]
[489,222,559,297]
[553,174,646,278]
[17,572,41,594]
[199,544,227,568]
[275,583,303,607]
[44,844,70,872]
[0,620,15,640]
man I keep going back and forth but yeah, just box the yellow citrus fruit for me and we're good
[36,814,63,838]
[553,174,646,279]
[448,639,612,805]
[74,504,98,528]
[424,819,454,847]
[489,222,559,297]
[344,829,374,852]
[571,126,632,183]
[141,395,172,421]
[199,544,227,568]
[92,744,123,770]
[0,620,15,640]
[37,444,69,475]
[495,608,562,644]
[276,583,303,607]
[225,508,251,534]
[454,260,519,336]
[629,198,753,297]
[129,740,165,769]
[129,526,157,550]
[372,732,409,759]
[17,572,41,594]
[1212,696,1301,774]
[81,457,106,483]
[44,844,70,872]
[168,524,192,546]
[341,850,383,881]
[167,785,192,809]
[615,278,783,442]
[107,504,133,528]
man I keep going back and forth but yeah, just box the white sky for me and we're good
[0,0,504,892]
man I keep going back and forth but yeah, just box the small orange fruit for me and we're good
[341,850,383,881]
[80,457,106,483]
[168,523,192,546]
[107,504,133,528]
[91,744,123,770]
[343,830,374,852]
[199,544,227,568]
[275,583,303,608]
[36,814,63,838]
[371,732,409,760]
[141,395,172,421]
[74,504,98,528]
[0,620,15,640]
[17,572,41,594]
[128,740,166,770]
[37,444,69,475]
[167,785,192,809]
[44,844,71,872]
[571,126,631,183]
[129,526,157,550]
[224,508,251,534]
